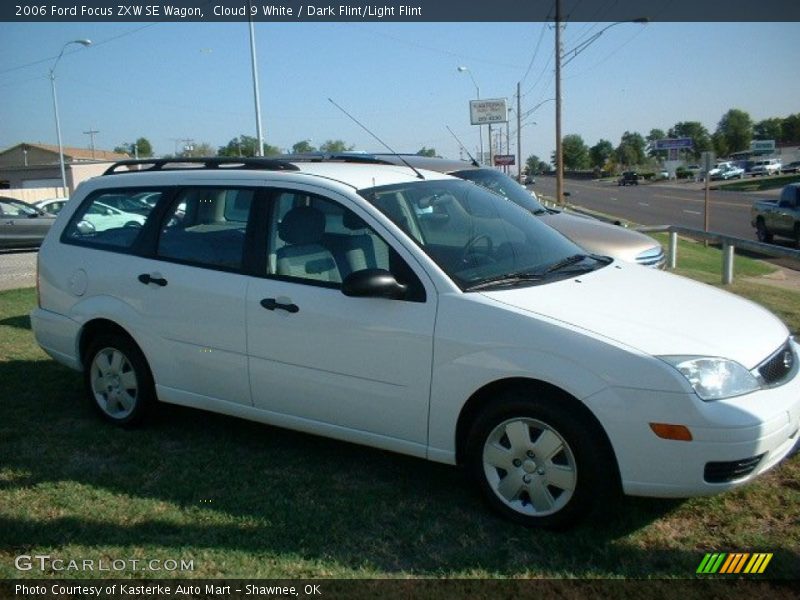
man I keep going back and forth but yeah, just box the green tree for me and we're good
[646,128,667,158]
[615,131,646,167]
[589,139,614,169]
[554,134,589,170]
[319,139,354,153]
[525,154,549,175]
[415,147,437,157]
[668,121,711,160]
[218,135,280,157]
[291,140,316,154]
[114,137,153,158]
[781,113,800,143]
[715,108,753,155]
[753,118,782,141]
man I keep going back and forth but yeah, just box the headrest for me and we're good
[278,206,325,245]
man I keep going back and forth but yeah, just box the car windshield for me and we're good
[360,179,606,291]
[3,200,38,216]
[450,169,547,215]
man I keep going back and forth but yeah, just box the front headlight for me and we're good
[660,356,760,401]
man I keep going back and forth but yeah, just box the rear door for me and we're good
[245,186,437,452]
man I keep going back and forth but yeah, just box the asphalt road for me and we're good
[532,175,777,241]
[0,249,37,290]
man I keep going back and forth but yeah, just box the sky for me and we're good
[1,20,799,164]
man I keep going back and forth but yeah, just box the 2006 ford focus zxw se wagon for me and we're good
[32,157,799,528]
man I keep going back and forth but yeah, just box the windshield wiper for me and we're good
[463,271,543,292]
[539,253,591,276]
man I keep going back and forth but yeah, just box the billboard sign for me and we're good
[470,98,508,125]
[750,140,775,153]
[654,138,693,150]
[493,154,515,166]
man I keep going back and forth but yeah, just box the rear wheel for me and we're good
[84,332,154,426]
[465,391,617,529]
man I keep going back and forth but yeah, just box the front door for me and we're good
[246,188,437,451]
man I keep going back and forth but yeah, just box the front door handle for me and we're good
[260,298,299,313]
[138,273,168,287]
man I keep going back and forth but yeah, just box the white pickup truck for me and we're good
[751,183,800,244]
[750,158,782,177]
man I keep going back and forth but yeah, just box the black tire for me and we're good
[756,219,773,244]
[465,389,617,529]
[84,332,155,427]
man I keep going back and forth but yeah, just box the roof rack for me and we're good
[102,157,301,176]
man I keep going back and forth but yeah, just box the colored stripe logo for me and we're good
[697,553,772,574]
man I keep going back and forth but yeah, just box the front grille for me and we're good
[755,341,796,387]
[704,454,765,483]
[635,246,666,269]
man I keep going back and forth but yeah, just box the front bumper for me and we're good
[586,340,800,497]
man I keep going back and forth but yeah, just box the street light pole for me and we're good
[49,39,91,196]
[248,0,265,157]
[457,66,483,164]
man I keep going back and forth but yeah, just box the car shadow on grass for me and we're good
[0,314,31,330]
[0,357,797,578]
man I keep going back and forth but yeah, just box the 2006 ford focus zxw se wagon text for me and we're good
[31,157,800,528]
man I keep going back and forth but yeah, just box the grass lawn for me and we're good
[1,269,799,579]
[714,174,800,192]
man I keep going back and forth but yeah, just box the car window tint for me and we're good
[157,188,254,271]
[63,190,158,249]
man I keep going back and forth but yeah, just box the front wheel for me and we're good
[465,393,616,529]
[84,332,155,426]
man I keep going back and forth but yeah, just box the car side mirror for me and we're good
[563,191,571,198]
[342,269,407,300]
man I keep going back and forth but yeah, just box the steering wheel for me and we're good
[461,234,496,266]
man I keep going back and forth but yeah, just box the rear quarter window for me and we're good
[63,189,161,250]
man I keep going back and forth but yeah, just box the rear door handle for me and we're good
[138,273,168,287]
[260,298,299,313]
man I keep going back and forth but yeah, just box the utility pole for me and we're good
[83,129,99,159]
[516,81,521,181]
[555,0,564,205]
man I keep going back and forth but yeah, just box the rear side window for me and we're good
[157,188,254,271]
[63,190,159,249]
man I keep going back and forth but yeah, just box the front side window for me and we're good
[157,188,254,271]
[360,179,607,291]
[266,190,424,298]
[63,190,159,249]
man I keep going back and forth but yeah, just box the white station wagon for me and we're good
[32,158,799,528]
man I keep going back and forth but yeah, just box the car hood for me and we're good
[480,262,787,368]
[538,212,659,262]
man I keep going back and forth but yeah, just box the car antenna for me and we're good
[446,125,480,167]
[328,98,425,180]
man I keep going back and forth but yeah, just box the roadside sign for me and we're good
[494,154,515,166]
[750,140,775,153]
[654,138,693,150]
[470,98,508,125]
